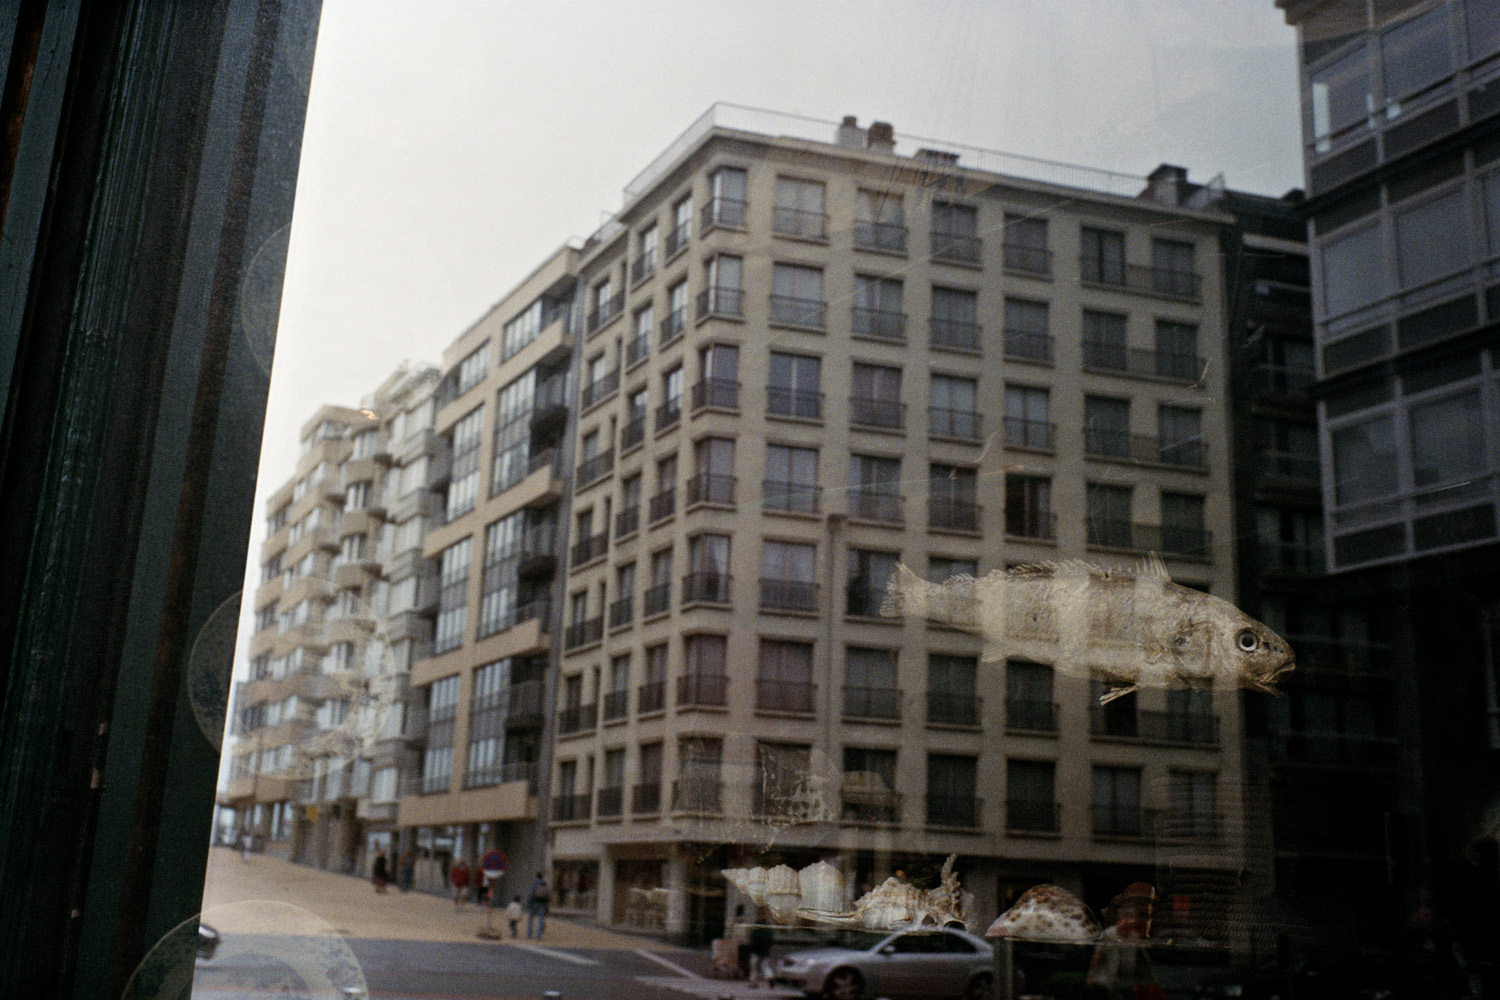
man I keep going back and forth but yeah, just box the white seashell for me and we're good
[797,861,844,913]
[764,864,801,925]
[742,866,769,907]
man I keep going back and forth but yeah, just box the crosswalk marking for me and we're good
[633,974,802,999]
[511,942,600,966]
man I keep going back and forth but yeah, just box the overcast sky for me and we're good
[219,0,1305,748]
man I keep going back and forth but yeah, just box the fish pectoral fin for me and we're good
[1097,683,1139,705]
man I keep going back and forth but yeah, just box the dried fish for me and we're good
[882,555,1294,702]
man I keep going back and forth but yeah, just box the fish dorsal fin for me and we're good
[1136,552,1171,583]
[1008,560,1106,579]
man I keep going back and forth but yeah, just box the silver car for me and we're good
[772,927,995,1000]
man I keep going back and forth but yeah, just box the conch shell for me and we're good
[763,864,801,924]
[797,861,845,913]
[722,854,967,930]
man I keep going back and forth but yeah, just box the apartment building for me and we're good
[546,108,1247,941]
[1276,0,1500,953]
[225,363,440,873]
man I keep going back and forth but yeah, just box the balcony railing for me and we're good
[1083,428,1207,468]
[580,368,619,409]
[615,504,640,538]
[519,525,558,570]
[659,308,686,345]
[654,401,682,433]
[642,582,671,617]
[575,449,614,486]
[760,578,818,612]
[1004,417,1055,451]
[929,407,982,441]
[702,197,747,232]
[526,447,558,476]
[929,497,980,532]
[681,572,731,605]
[1006,699,1059,732]
[632,781,662,814]
[648,488,675,523]
[1086,520,1212,557]
[630,252,656,285]
[696,286,744,320]
[848,489,902,523]
[1160,810,1222,841]
[571,531,608,566]
[533,373,568,415]
[620,415,646,452]
[772,205,828,239]
[637,679,666,714]
[845,581,888,618]
[563,617,604,650]
[927,794,981,827]
[625,333,650,368]
[1005,508,1056,540]
[1004,328,1054,363]
[1007,799,1060,832]
[587,298,622,334]
[465,760,538,792]
[556,702,597,735]
[763,479,819,514]
[665,220,689,257]
[842,791,901,824]
[930,317,980,352]
[677,673,728,707]
[756,678,815,713]
[1082,341,1203,382]
[552,793,591,823]
[767,387,822,420]
[851,307,906,342]
[602,688,629,722]
[1003,243,1052,275]
[487,597,551,636]
[843,685,900,720]
[1259,539,1323,574]
[1080,257,1201,301]
[1249,363,1315,397]
[1143,710,1219,744]
[854,221,907,253]
[686,472,735,506]
[1258,449,1320,482]
[850,396,905,429]
[931,232,982,264]
[1093,804,1150,838]
[770,295,826,328]
[690,378,739,412]
[672,778,723,814]
[596,786,624,818]
[608,595,634,629]
[927,691,981,727]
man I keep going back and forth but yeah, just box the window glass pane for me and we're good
[1311,44,1372,143]
[1322,224,1385,315]
[1381,7,1452,103]
[1332,415,1399,504]
[1409,391,1485,487]
[1395,189,1468,287]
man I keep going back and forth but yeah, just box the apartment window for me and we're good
[651,454,678,522]
[681,635,728,708]
[750,741,810,819]
[764,444,818,514]
[1005,474,1053,540]
[1161,493,1207,556]
[338,533,365,562]
[927,754,979,827]
[686,534,731,604]
[1167,688,1217,743]
[663,281,688,343]
[689,437,735,506]
[1258,506,1324,573]
[456,342,489,395]
[1093,765,1143,836]
[342,481,369,512]
[929,556,977,582]
[1003,297,1050,362]
[446,405,484,521]
[848,548,899,617]
[553,759,580,821]
[852,275,905,341]
[1007,661,1055,731]
[842,747,898,822]
[1084,395,1131,458]
[845,646,898,719]
[582,352,615,407]
[645,548,672,616]
[491,372,536,495]
[1150,237,1197,296]
[636,741,664,812]
[1155,321,1200,380]
[1004,384,1052,450]
[622,389,648,452]
[1311,43,1371,149]
[1410,390,1485,487]
[478,511,525,638]
[849,454,902,522]
[700,254,744,317]
[1396,189,1469,289]
[1321,223,1384,316]
[768,351,821,419]
[1080,226,1125,284]
[668,195,692,255]
[658,366,683,429]
[590,275,617,331]
[610,563,636,629]
[1086,483,1133,548]
[501,297,546,360]
[930,374,979,440]
[617,473,642,537]
[855,189,905,252]
[773,177,827,239]
[931,201,980,263]
[641,643,668,713]
[604,655,630,722]
[694,342,739,410]
[770,263,825,328]
[1332,415,1398,506]
[706,166,747,229]
[1007,759,1058,832]
[761,540,816,611]
[758,640,815,712]
[930,286,979,351]
[929,464,978,532]
[1469,0,1500,62]
[928,654,978,726]
[598,749,626,817]
[1003,212,1049,273]
[466,660,509,787]
[851,363,903,429]
[1082,310,1128,370]
[1158,406,1204,467]
[628,305,653,367]
[1168,770,1219,837]
[1382,6,1452,104]
[434,538,472,654]
[633,223,658,283]
[421,675,460,795]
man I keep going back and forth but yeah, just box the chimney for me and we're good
[866,121,895,154]
[836,115,866,149]
[1143,164,1190,206]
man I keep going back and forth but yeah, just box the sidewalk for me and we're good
[199,846,669,949]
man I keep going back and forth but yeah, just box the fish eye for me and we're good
[1236,629,1260,652]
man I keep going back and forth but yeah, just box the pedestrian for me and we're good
[526,871,550,939]
[1087,882,1163,1000]
[479,847,508,906]
[239,831,251,862]
[747,907,775,988]
[371,848,390,893]
[731,904,753,980]
[397,849,415,893]
[506,895,524,938]
[450,856,471,911]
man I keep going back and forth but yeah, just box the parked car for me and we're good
[196,923,221,963]
[772,926,994,1000]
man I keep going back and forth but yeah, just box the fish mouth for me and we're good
[1246,660,1295,693]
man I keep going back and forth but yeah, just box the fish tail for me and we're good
[880,563,929,619]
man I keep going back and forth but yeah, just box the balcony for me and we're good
[637,680,666,714]
[486,597,551,638]
[526,447,558,477]
[463,760,538,793]
[642,582,671,618]
[854,221,907,253]
[563,616,604,651]
[672,778,723,814]
[848,489,902,524]
[772,205,828,240]
[1006,799,1060,833]
[1088,708,1218,745]
[930,317,980,352]
[1004,328,1054,363]
[760,578,817,612]
[596,786,625,818]
[930,407,981,441]
[677,673,728,708]
[850,396,905,430]
[1079,257,1201,301]
[632,781,662,814]
[1083,428,1207,469]
[1249,363,1315,398]
[580,368,619,409]
[587,298,622,335]
[608,595,634,630]
[614,504,640,539]
[1082,341,1203,382]
[769,295,826,329]
[763,479,819,514]
[842,787,901,824]
[686,472,735,507]
[665,220,689,257]
[602,688,629,722]
[518,525,558,576]
[1092,804,1150,839]
[625,332,650,369]
[690,378,739,412]
[843,685,900,721]
[926,794,981,828]
[851,307,906,343]
[1002,242,1052,275]
[681,572,731,605]
[931,232,982,265]
[927,691,980,727]
[1086,520,1212,558]
[696,286,744,320]
[575,449,614,487]
[648,488,675,524]
[654,401,681,434]
[767,387,822,420]
[1005,699,1059,732]
[756,678,815,713]
[659,308,686,346]
[556,702,597,735]
[1159,810,1222,841]
[552,793,591,823]
[505,680,544,728]
[631,252,656,286]
[701,196,747,233]
[570,531,608,567]
[929,498,981,533]
[620,415,646,452]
